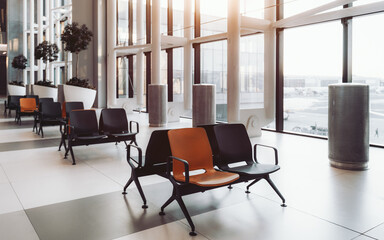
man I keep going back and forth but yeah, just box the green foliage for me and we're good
[11,55,27,70]
[35,41,59,83]
[35,80,57,88]
[8,81,25,87]
[61,22,93,54]
[66,77,95,89]
[35,41,59,64]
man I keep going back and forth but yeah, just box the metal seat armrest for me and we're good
[168,156,190,183]
[129,120,140,134]
[126,144,143,167]
[254,144,279,165]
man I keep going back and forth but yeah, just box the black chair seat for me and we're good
[76,134,107,141]
[109,132,136,138]
[221,163,280,175]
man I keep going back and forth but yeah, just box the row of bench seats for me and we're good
[124,123,285,236]
[64,108,139,165]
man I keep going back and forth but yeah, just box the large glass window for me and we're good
[283,21,342,136]
[201,40,227,121]
[200,0,227,37]
[283,0,339,19]
[240,34,264,109]
[117,0,129,46]
[353,13,384,145]
[173,47,184,102]
[240,0,264,19]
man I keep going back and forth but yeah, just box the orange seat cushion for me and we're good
[188,169,239,187]
[168,128,239,187]
[20,98,37,112]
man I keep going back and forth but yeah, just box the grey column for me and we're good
[193,84,216,127]
[148,84,167,127]
[328,83,369,170]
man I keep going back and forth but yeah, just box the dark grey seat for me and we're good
[211,123,286,207]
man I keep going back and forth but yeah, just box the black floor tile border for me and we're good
[0,119,35,130]
[25,190,178,240]
[0,138,61,152]
[24,181,258,240]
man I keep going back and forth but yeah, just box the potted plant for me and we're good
[61,22,95,108]
[9,54,27,95]
[34,41,60,100]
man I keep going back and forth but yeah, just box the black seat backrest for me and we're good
[213,124,253,166]
[65,102,84,118]
[38,98,54,111]
[70,110,99,136]
[8,95,24,108]
[41,102,62,119]
[144,130,171,169]
[99,108,128,134]
[198,124,220,166]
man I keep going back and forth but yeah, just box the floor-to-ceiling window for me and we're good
[353,12,384,145]
[283,21,342,136]
[201,40,227,121]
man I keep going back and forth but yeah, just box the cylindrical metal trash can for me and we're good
[193,84,216,127]
[328,83,369,170]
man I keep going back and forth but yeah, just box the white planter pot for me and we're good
[63,84,97,109]
[8,84,26,95]
[33,85,58,102]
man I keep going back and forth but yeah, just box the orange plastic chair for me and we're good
[162,127,239,236]
[168,127,239,187]
[17,98,37,124]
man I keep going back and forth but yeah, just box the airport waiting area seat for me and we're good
[65,108,140,165]
[16,97,37,125]
[58,101,85,152]
[161,128,240,236]
[4,95,23,116]
[37,102,65,138]
[99,108,139,146]
[210,123,286,206]
[123,129,171,208]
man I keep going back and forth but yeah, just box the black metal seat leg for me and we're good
[265,176,286,207]
[133,177,148,208]
[175,196,197,236]
[245,178,262,194]
[68,146,76,165]
[159,192,176,215]
[122,178,133,194]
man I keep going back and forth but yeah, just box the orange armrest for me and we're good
[129,121,140,134]
[168,156,189,183]
[254,144,279,165]
[126,144,143,167]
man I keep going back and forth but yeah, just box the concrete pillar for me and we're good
[29,0,35,84]
[37,0,43,82]
[49,0,54,84]
[136,0,144,108]
[93,0,107,108]
[328,83,369,170]
[152,0,161,85]
[184,0,193,110]
[193,84,216,127]
[227,0,240,123]
[107,0,117,107]
[264,0,276,122]
[148,84,167,127]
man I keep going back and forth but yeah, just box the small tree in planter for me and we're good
[61,22,94,89]
[10,55,27,86]
[35,41,59,87]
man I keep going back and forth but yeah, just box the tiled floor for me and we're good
[0,105,384,239]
